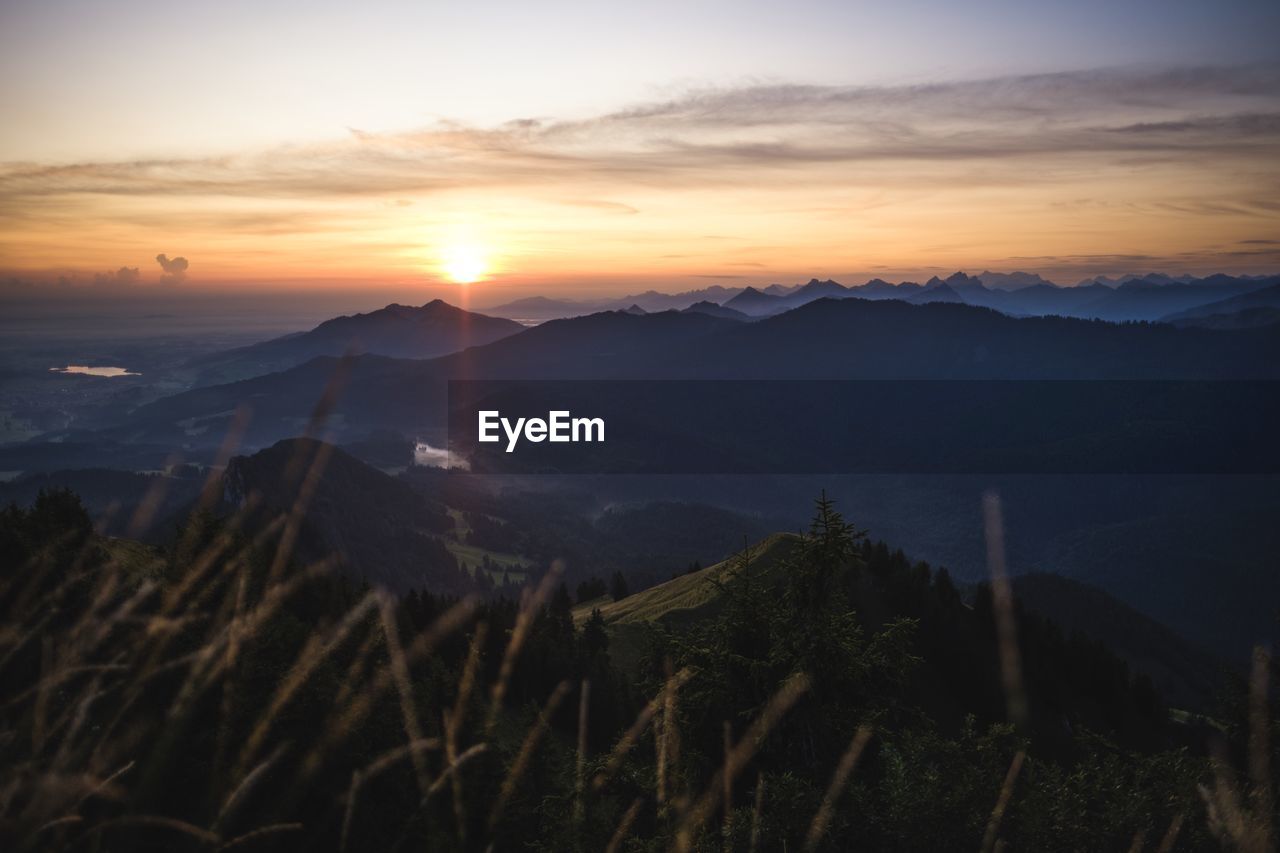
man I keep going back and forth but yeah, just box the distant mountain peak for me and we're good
[682,300,750,320]
[908,282,965,304]
[188,298,523,385]
[976,271,1056,291]
[944,271,986,290]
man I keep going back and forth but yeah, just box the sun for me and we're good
[440,243,490,284]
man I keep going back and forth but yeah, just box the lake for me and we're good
[50,365,141,377]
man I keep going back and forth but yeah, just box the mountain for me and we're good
[1062,275,1279,322]
[848,277,924,300]
[120,309,739,446]
[0,467,204,541]
[1170,306,1280,330]
[977,282,1114,317]
[187,300,524,384]
[908,281,966,304]
[722,285,787,316]
[977,271,1057,291]
[1162,281,1280,324]
[484,286,748,320]
[484,271,1280,327]
[681,300,750,320]
[222,437,472,594]
[598,285,745,313]
[1074,273,1195,288]
[575,531,1185,752]
[723,279,856,315]
[936,271,989,296]
[762,283,797,296]
[1010,573,1224,710]
[480,295,600,321]
[789,277,850,300]
[573,532,804,670]
[119,297,1280,450]
[1034,496,1280,662]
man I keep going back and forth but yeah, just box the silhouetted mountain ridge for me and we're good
[187,300,523,384]
[222,437,469,593]
[484,271,1280,323]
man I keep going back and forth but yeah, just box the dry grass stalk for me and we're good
[575,678,591,827]
[982,492,1027,728]
[1247,644,1272,846]
[340,738,443,852]
[75,759,134,810]
[450,621,488,745]
[722,721,733,850]
[236,590,378,775]
[605,797,645,853]
[425,742,488,800]
[676,672,812,851]
[1199,644,1274,853]
[330,620,382,712]
[75,814,220,845]
[126,452,184,538]
[1154,813,1184,852]
[213,745,287,835]
[488,679,572,830]
[594,666,694,791]
[378,591,433,801]
[749,772,765,853]
[488,562,563,729]
[120,556,330,749]
[195,403,251,513]
[443,620,488,839]
[217,821,303,851]
[980,748,1026,853]
[658,656,682,808]
[266,438,336,584]
[804,724,872,851]
[301,596,479,785]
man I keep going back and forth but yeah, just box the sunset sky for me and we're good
[2,0,1279,300]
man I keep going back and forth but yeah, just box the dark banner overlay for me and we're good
[446,380,1280,475]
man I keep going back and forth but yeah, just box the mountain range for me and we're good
[483,271,1280,325]
[108,295,1280,453]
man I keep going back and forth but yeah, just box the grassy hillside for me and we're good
[573,533,802,670]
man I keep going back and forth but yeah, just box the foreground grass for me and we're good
[0,473,1275,852]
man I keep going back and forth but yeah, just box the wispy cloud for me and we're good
[2,63,1278,286]
[3,63,1277,205]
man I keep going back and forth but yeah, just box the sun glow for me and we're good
[440,243,490,284]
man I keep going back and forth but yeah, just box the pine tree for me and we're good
[580,608,609,658]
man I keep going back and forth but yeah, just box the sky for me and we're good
[2,0,1279,300]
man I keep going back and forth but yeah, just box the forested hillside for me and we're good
[2,488,1274,851]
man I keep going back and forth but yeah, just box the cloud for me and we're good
[155,253,189,284]
[93,266,141,285]
[2,63,1276,206]
[1,62,1278,284]
[560,198,640,214]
